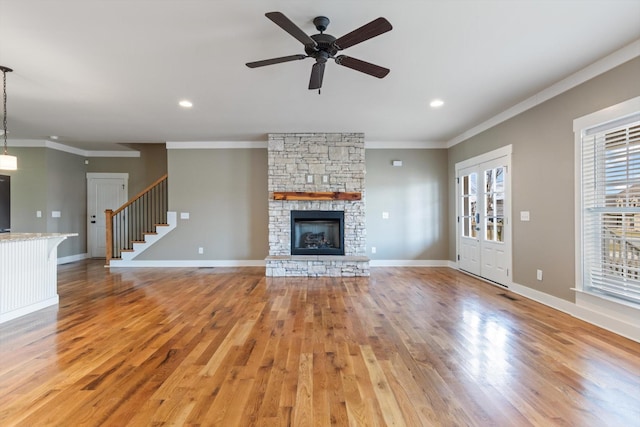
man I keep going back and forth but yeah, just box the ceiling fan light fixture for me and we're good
[0,154,17,170]
[430,99,444,108]
[0,65,17,171]
[179,100,193,108]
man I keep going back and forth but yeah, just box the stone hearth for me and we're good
[265,133,369,277]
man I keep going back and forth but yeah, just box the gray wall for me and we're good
[8,147,47,234]
[448,57,640,302]
[87,143,167,196]
[366,149,449,260]
[139,148,269,260]
[5,143,166,259]
[6,147,86,257]
[46,149,87,256]
[139,147,450,262]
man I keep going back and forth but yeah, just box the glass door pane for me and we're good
[484,167,505,243]
[461,173,478,238]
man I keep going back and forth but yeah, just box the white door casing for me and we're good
[456,146,512,287]
[87,173,128,258]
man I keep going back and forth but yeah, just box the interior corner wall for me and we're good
[366,148,449,261]
[6,143,166,260]
[447,56,640,302]
[7,147,48,234]
[7,146,86,258]
[45,149,87,257]
[86,143,168,196]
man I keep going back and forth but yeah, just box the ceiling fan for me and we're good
[246,12,392,91]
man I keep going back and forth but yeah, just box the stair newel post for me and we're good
[105,209,114,264]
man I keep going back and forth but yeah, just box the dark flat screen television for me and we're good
[0,174,10,232]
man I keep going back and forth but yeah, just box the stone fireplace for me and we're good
[266,133,369,277]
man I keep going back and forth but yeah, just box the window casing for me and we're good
[579,111,640,306]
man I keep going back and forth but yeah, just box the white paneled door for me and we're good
[87,173,128,258]
[457,148,511,287]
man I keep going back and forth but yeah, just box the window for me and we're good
[578,100,640,306]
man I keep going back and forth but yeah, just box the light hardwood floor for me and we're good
[1,261,639,426]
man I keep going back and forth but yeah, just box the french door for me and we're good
[457,148,511,286]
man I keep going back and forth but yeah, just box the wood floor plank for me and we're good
[0,261,639,426]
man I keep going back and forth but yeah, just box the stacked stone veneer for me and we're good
[266,133,369,277]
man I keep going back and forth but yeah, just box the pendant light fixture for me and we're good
[0,66,17,170]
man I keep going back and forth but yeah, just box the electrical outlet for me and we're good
[371,246,377,254]
[536,269,543,281]
[382,212,389,219]
[198,247,204,254]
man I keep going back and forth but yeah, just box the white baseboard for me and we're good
[58,253,89,265]
[109,259,267,268]
[112,259,455,268]
[369,259,453,267]
[0,296,59,324]
[506,281,639,343]
[447,262,639,342]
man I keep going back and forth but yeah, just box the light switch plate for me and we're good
[520,211,530,221]
[180,212,190,219]
[51,211,61,218]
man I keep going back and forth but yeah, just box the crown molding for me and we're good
[166,141,267,149]
[8,139,140,157]
[365,140,446,149]
[447,38,640,148]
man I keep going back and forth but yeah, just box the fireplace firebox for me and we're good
[291,210,344,256]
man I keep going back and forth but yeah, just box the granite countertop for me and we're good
[0,233,78,243]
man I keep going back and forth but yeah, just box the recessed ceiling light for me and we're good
[49,135,59,140]
[179,100,193,108]
[430,99,444,108]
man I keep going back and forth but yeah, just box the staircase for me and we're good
[105,174,175,266]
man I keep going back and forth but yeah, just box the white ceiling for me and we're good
[1,0,639,151]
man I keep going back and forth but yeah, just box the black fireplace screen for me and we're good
[291,210,345,255]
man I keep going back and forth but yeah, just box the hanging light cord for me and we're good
[1,67,8,155]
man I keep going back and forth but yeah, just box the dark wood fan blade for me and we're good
[246,54,307,68]
[333,17,392,50]
[308,62,325,90]
[335,55,389,78]
[265,12,317,47]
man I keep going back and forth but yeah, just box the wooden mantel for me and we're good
[272,191,362,201]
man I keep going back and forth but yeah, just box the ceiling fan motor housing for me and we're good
[306,33,338,60]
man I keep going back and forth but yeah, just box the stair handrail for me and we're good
[112,173,168,216]
[106,174,168,264]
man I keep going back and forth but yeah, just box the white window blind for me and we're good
[582,115,640,304]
